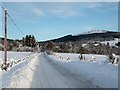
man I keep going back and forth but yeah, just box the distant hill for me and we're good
[39,30,120,44]
[0,38,14,43]
[0,38,21,44]
[1,30,120,47]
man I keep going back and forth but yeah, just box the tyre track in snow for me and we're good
[30,52,96,88]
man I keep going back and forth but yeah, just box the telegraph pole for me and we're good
[4,9,7,70]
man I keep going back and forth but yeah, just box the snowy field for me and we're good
[0,51,32,62]
[48,53,118,88]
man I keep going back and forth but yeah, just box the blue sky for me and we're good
[0,2,118,41]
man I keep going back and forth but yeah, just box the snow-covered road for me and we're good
[30,53,96,88]
[1,52,117,88]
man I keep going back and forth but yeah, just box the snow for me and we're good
[0,51,32,61]
[0,51,33,70]
[0,51,118,88]
[8,54,39,88]
[82,38,119,48]
[31,53,96,88]
[0,51,39,88]
[100,40,118,47]
[48,53,118,88]
[82,30,108,35]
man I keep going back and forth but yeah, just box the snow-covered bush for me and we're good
[10,61,13,67]
[46,50,54,55]
[59,56,64,60]
[81,55,86,61]
[108,53,115,64]
[66,56,70,60]
[108,53,119,64]
[78,54,83,60]
[91,56,96,62]
[1,61,10,71]
[113,57,119,64]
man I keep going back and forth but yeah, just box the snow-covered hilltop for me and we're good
[81,30,109,35]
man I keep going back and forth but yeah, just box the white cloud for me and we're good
[51,9,80,17]
[49,4,84,18]
[30,2,116,18]
[89,2,117,11]
[32,8,45,16]
[2,2,117,21]
[85,3,103,9]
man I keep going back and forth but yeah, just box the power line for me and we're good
[0,3,38,45]
[0,3,38,50]
[7,13,25,36]
[0,0,5,10]
[0,3,5,10]
[0,2,25,36]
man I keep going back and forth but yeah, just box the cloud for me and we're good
[2,2,117,21]
[32,8,45,16]
[48,3,85,18]
[85,3,103,9]
[46,2,116,18]
[84,2,117,12]
[5,2,116,19]
[50,9,81,17]
[29,2,117,19]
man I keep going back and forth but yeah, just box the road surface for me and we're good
[30,53,96,88]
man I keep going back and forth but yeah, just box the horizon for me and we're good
[0,29,118,42]
[0,2,118,41]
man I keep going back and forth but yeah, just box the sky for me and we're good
[0,2,118,41]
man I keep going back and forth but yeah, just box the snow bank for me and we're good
[1,52,39,88]
[47,53,118,88]
[9,54,39,88]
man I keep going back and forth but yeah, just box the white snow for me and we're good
[82,30,108,35]
[82,38,119,48]
[0,51,32,61]
[48,53,118,88]
[0,51,39,88]
[8,54,39,88]
[100,40,118,47]
[0,51,118,88]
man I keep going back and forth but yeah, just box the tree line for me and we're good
[22,35,36,47]
[0,35,37,51]
[44,41,120,55]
